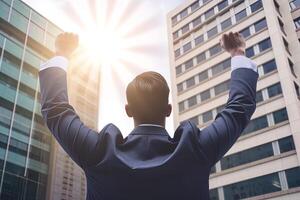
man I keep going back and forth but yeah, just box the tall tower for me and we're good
[167,0,300,199]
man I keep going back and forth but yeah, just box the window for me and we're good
[290,0,300,10]
[182,24,190,34]
[288,59,297,77]
[256,90,263,103]
[180,9,188,19]
[286,167,300,189]
[210,165,216,174]
[273,108,288,124]
[221,142,273,170]
[175,49,181,58]
[176,66,182,75]
[202,110,213,123]
[267,83,282,98]
[187,96,197,107]
[200,89,211,101]
[209,189,219,200]
[262,59,277,74]
[279,136,295,153]
[205,8,215,20]
[243,115,268,135]
[221,18,232,30]
[193,16,202,28]
[171,16,177,26]
[250,0,263,13]
[218,0,228,11]
[294,82,300,98]
[195,34,204,46]
[223,173,281,200]
[196,52,206,63]
[198,70,208,82]
[258,38,272,52]
[189,116,199,125]
[0,1,10,21]
[240,27,251,38]
[186,77,195,88]
[207,26,218,39]
[214,81,229,95]
[246,47,255,58]
[179,102,185,112]
[191,1,199,12]
[294,17,300,29]
[254,18,267,32]
[183,42,192,53]
[173,31,179,40]
[209,44,222,57]
[212,58,231,75]
[10,9,29,33]
[185,59,194,70]
[235,9,247,22]
[177,83,183,93]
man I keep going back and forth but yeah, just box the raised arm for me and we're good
[39,33,104,168]
[195,32,258,166]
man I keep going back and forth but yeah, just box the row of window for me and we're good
[0,0,62,50]
[176,19,268,91]
[173,0,262,44]
[290,0,300,10]
[171,0,213,26]
[175,22,269,77]
[184,81,283,127]
[220,135,295,171]
[210,167,300,200]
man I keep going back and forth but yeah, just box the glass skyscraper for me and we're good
[0,0,62,199]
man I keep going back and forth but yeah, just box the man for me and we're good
[39,32,258,200]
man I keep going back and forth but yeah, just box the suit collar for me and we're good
[130,125,169,136]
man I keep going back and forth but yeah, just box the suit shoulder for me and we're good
[173,120,198,140]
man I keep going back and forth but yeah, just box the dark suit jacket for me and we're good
[39,67,258,200]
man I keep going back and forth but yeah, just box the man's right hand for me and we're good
[220,32,246,57]
[55,32,79,59]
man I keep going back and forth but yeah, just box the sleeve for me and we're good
[194,56,258,167]
[39,59,104,169]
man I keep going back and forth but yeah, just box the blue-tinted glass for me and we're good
[5,39,24,59]
[186,77,195,88]
[286,167,300,189]
[209,188,219,200]
[207,26,218,39]
[10,9,29,33]
[183,42,192,53]
[240,27,251,38]
[182,24,190,34]
[200,89,210,101]
[0,54,21,81]
[221,143,273,170]
[202,110,213,123]
[188,96,197,107]
[279,136,295,153]
[259,38,272,52]
[290,0,300,10]
[267,83,282,98]
[29,22,45,43]
[212,58,231,75]
[214,81,229,95]
[273,108,288,124]
[205,8,215,20]
[195,34,204,46]
[256,90,263,103]
[243,115,268,135]
[175,49,180,58]
[12,0,30,17]
[221,18,232,30]
[20,67,37,90]
[31,11,47,29]
[185,59,193,70]
[198,70,208,82]
[196,52,206,63]
[1,172,26,199]
[263,59,277,74]
[246,47,255,58]
[235,9,247,22]
[254,18,267,32]
[193,16,202,28]
[191,1,199,12]
[0,1,10,21]
[218,0,228,11]
[209,44,222,56]
[224,173,281,200]
[294,17,300,29]
[251,0,263,13]
[176,65,182,75]
[180,9,188,19]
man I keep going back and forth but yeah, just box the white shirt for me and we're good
[39,55,257,72]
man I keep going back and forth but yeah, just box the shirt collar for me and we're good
[138,124,164,128]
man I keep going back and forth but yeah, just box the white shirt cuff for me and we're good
[40,56,69,72]
[231,55,257,72]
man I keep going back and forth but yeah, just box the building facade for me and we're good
[167,0,300,199]
[0,0,100,199]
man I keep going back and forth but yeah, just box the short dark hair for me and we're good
[126,71,169,122]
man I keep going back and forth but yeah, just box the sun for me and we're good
[80,28,124,67]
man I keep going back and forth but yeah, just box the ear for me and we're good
[166,104,172,117]
[125,104,133,118]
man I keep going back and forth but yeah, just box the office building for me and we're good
[167,0,300,199]
[0,0,100,199]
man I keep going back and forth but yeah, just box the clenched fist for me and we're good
[55,32,79,58]
[220,32,246,57]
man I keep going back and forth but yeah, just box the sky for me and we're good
[24,0,185,136]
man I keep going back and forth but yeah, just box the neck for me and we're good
[134,119,165,128]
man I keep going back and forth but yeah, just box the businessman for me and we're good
[39,32,258,200]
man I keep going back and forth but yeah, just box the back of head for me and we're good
[126,71,170,124]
